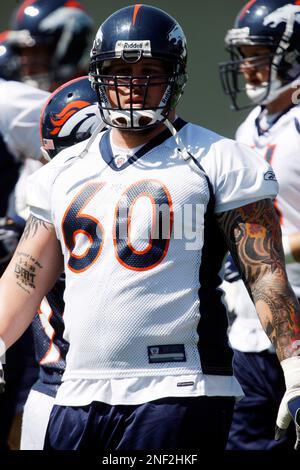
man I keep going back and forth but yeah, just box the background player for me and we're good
[0,0,94,449]
[219,0,300,450]
[7,0,94,220]
[0,30,21,223]
[0,71,48,451]
[20,76,101,450]
[8,0,93,92]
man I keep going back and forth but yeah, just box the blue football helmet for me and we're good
[9,0,93,91]
[0,30,20,81]
[89,4,188,130]
[40,76,100,160]
[219,0,300,110]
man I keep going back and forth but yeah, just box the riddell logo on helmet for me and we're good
[115,40,151,56]
[124,42,144,49]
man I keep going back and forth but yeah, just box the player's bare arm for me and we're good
[287,232,300,263]
[216,198,300,362]
[0,215,63,350]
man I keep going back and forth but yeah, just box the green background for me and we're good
[1,1,247,138]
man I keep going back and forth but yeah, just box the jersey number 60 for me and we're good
[62,180,173,273]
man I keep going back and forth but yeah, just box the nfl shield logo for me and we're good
[114,155,128,168]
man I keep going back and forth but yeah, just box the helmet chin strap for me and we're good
[246,77,282,105]
[100,83,173,129]
[163,119,205,177]
[104,108,164,128]
[246,76,300,106]
[262,77,300,105]
[40,146,51,162]
[79,121,106,158]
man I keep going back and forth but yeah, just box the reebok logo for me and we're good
[264,170,277,181]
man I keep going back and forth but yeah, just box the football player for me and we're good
[0,0,94,449]
[0,30,21,221]
[8,0,93,92]
[6,0,94,220]
[20,76,101,450]
[0,4,299,451]
[0,70,48,450]
[220,0,300,450]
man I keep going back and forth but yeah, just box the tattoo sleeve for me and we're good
[216,198,300,361]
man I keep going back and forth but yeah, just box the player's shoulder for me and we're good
[180,119,272,185]
[235,106,260,136]
[181,120,223,145]
[179,120,229,160]
[181,119,251,159]
[0,79,49,129]
[286,102,300,117]
[29,130,104,185]
[286,103,300,131]
[37,140,88,176]
[0,78,48,101]
[52,128,105,167]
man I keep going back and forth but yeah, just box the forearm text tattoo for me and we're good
[14,251,42,295]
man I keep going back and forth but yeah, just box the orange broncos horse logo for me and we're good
[50,100,90,135]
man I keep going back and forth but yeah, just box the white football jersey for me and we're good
[0,78,49,161]
[0,78,49,219]
[27,119,277,403]
[236,104,300,297]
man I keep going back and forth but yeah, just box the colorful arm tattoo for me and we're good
[216,198,300,360]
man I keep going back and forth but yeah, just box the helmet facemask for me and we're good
[220,42,300,110]
[219,44,275,110]
[9,2,93,92]
[9,27,91,91]
[17,41,54,90]
[89,4,187,130]
[220,1,300,111]
[90,53,185,130]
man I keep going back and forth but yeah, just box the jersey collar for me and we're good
[99,117,187,171]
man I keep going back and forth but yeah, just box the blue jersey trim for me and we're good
[196,169,233,376]
[99,118,187,172]
[31,379,59,398]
